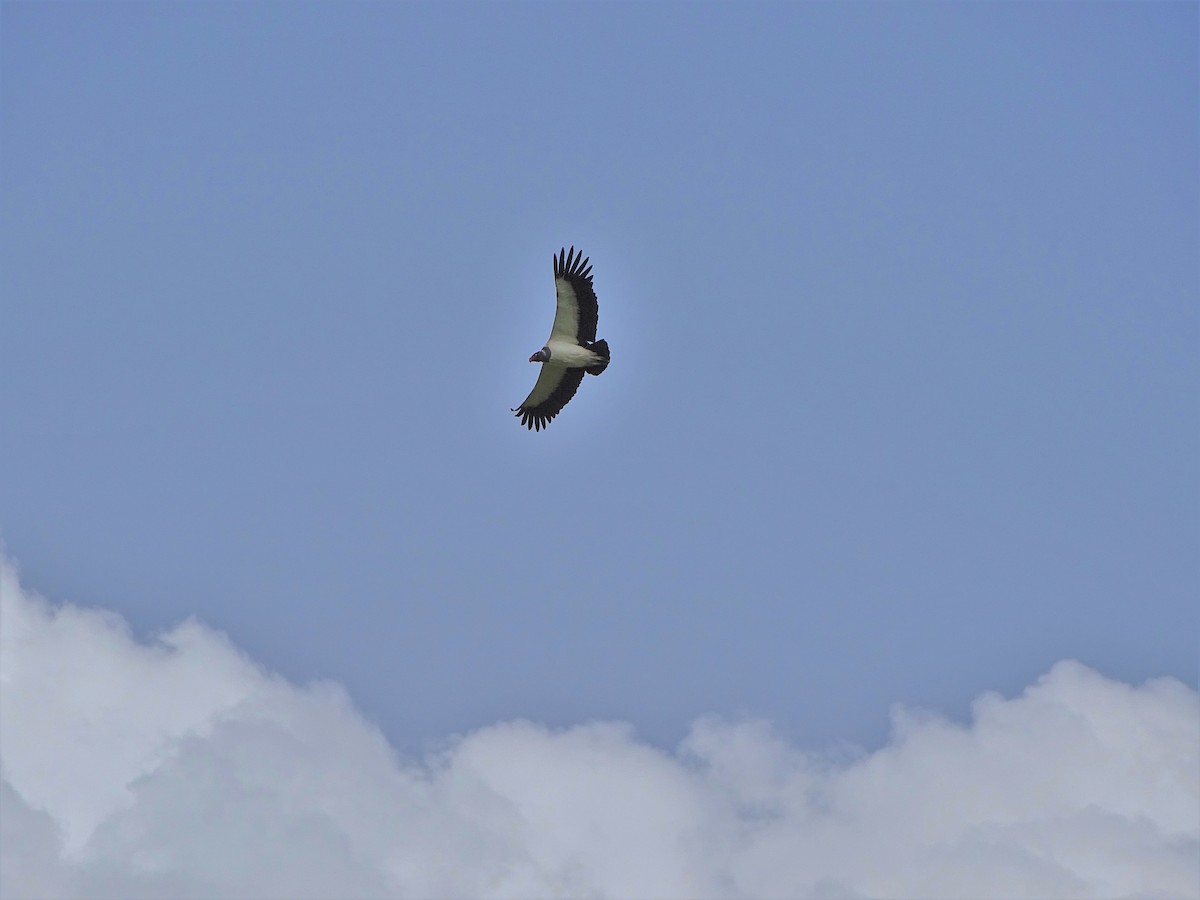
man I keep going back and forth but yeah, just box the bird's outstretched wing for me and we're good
[512,365,586,431]
[549,246,598,344]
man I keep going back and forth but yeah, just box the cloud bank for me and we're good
[1,558,1196,900]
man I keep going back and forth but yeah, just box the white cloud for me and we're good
[1,557,1196,900]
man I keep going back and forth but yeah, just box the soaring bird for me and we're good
[513,247,610,431]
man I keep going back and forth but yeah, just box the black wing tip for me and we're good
[513,406,552,431]
[554,245,593,282]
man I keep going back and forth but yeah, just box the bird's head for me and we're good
[529,347,550,363]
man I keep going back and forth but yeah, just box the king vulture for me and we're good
[513,246,610,431]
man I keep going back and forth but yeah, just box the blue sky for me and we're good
[2,0,1196,769]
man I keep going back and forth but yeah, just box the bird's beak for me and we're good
[529,354,540,363]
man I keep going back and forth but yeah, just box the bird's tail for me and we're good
[586,339,610,376]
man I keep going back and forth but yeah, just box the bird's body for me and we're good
[513,247,610,431]
[542,337,606,369]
